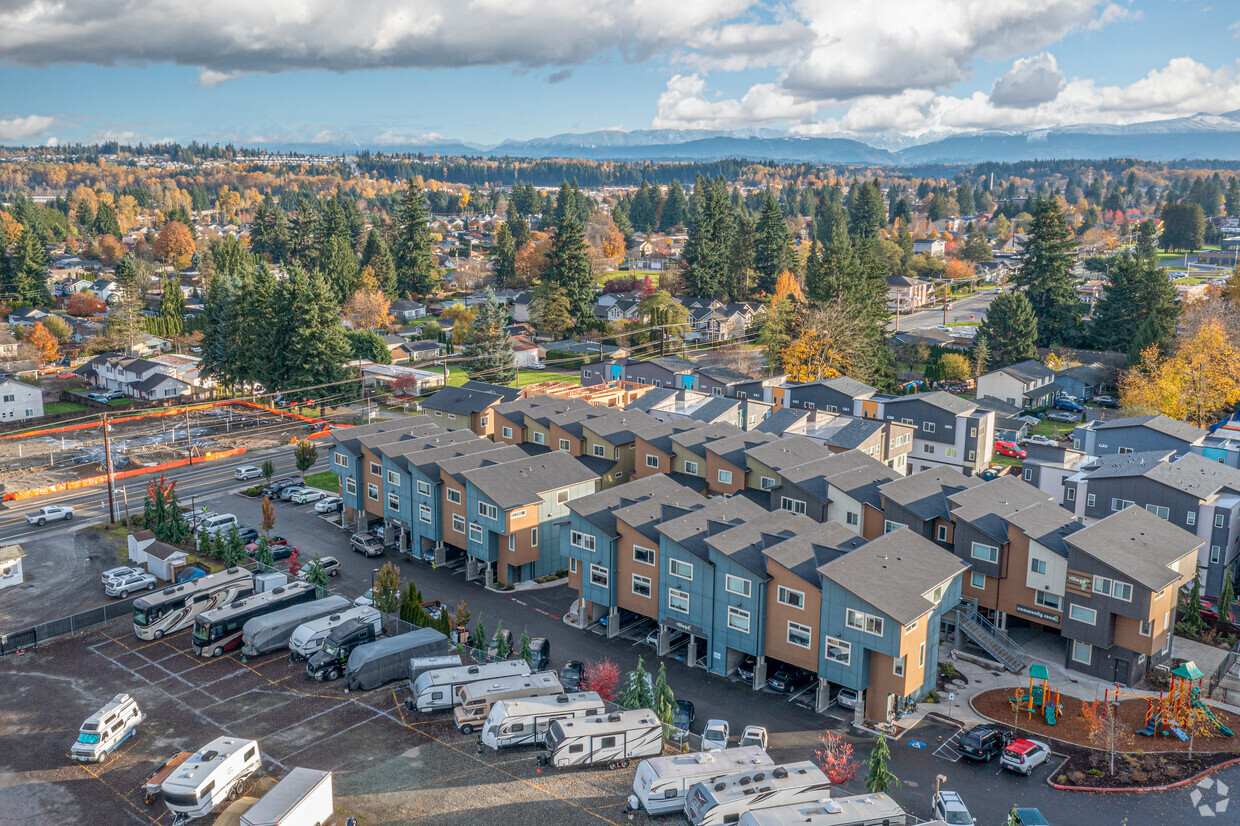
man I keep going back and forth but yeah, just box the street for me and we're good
[890,288,999,332]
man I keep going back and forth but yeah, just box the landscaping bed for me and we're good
[1052,748,1238,789]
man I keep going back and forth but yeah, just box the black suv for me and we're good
[956,725,1014,761]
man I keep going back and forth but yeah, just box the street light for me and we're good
[935,773,947,799]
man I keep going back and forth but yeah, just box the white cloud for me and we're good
[651,74,819,130]
[1087,2,1142,31]
[0,114,55,141]
[373,130,448,146]
[990,53,1067,108]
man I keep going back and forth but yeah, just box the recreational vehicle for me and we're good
[239,767,333,826]
[407,654,465,688]
[71,693,145,763]
[539,709,663,770]
[411,660,532,712]
[478,691,605,751]
[686,761,833,826]
[161,737,262,822]
[344,627,450,691]
[305,617,384,681]
[132,567,253,640]
[626,747,775,816]
[736,793,907,826]
[241,595,351,657]
[192,582,317,658]
[453,671,563,734]
[288,606,383,660]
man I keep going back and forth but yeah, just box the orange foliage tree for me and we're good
[67,292,107,316]
[343,266,394,331]
[26,322,60,364]
[1120,320,1240,426]
[155,221,196,270]
[773,270,804,304]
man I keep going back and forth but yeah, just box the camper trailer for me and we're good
[239,767,332,826]
[407,654,464,688]
[288,606,383,660]
[161,737,262,822]
[736,793,907,826]
[626,747,775,816]
[453,671,563,734]
[478,691,605,751]
[411,660,532,712]
[344,627,450,691]
[241,595,351,658]
[540,709,663,770]
[686,761,833,826]
[71,693,145,763]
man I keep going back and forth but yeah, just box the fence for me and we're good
[0,597,137,656]
[1208,637,1240,699]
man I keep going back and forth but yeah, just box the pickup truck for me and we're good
[26,505,75,526]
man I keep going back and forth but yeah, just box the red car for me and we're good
[994,440,1027,459]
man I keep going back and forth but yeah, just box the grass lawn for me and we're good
[993,455,1022,467]
[303,471,339,493]
[1031,419,1077,439]
[444,366,470,387]
[1172,276,1215,285]
[517,368,581,387]
[43,401,88,415]
[945,322,980,327]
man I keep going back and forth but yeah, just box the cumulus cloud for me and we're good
[990,53,1067,108]
[548,69,573,84]
[651,74,819,130]
[372,130,448,146]
[0,114,55,141]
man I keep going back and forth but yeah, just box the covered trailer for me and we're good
[240,768,332,826]
[345,627,450,691]
[241,596,351,658]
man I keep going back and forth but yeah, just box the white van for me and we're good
[162,736,261,821]
[288,606,382,660]
[71,693,145,763]
[198,514,239,536]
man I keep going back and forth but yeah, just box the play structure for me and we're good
[1111,662,1236,740]
[1010,664,1062,725]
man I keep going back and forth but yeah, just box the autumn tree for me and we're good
[343,267,394,330]
[584,212,625,260]
[294,438,319,474]
[66,292,106,316]
[25,322,59,364]
[42,314,72,341]
[939,352,972,382]
[260,496,276,537]
[582,658,620,703]
[513,239,549,288]
[442,305,476,345]
[773,270,803,305]
[155,221,196,270]
[1119,320,1240,426]
[373,562,401,614]
[1080,699,1133,775]
[814,731,860,786]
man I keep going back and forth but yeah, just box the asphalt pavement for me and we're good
[890,289,1000,332]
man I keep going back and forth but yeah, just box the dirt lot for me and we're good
[0,620,645,825]
[0,526,128,628]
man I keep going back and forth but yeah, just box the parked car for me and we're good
[1024,435,1057,447]
[236,525,260,544]
[994,440,1027,459]
[1000,739,1050,775]
[350,533,384,557]
[245,542,293,561]
[101,566,141,586]
[1052,397,1085,413]
[261,479,302,499]
[529,363,546,370]
[702,719,729,750]
[834,688,859,710]
[176,566,207,583]
[1045,410,1080,423]
[1008,808,1051,826]
[736,656,757,682]
[87,392,111,403]
[672,700,695,741]
[26,505,75,526]
[280,486,309,502]
[930,790,973,825]
[957,725,1013,761]
[599,608,637,629]
[297,556,341,579]
[738,725,768,749]
[315,496,344,513]
[560,660,585,691]
[1092,395,1120,409]
[189,511,218,528]
[290,488,328,504]
[106,572,157,598]
[487,628,515,659]
[234,465,263,480]
[767,667,814,693]
[643,627,685,649]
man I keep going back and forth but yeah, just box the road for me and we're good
[889,289,1000,332]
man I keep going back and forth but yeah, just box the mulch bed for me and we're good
[1053,749,1238,789]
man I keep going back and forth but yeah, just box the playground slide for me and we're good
[1045,704,1056,725]
[1136,717,1159,737]
[1192,697,1235,737]
[1170,726,1188,740]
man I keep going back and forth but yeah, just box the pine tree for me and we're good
[754,190,795,294]
[461,288,516,384]
[159,274,186,322]
[360,228,397,297]
[253,537,275,567]
[847,180,887,240]
[492,223,516,290]
[726,211,755,301]
[518,628,533,666]
[222,525,247,567]
[288,197,317,267]
[864,735,900,794]
[473,618,487,653]
[652,661,676,738]
[493,620,511,658]
[318,234,360,301]
[620,656,655,710]
[1090,253,1179,360]
[547,209,593,323]
[970,334,991,377]
[394,181,438,297]
[266,269,352,399]
[682,178,734,298]
[305,555,331,588]
[1219,569,1235,627]
[978,291,1037,367]
[8,226,52,305]
[660,180,688,230]
[1017,197,1082,346]
[94,201,121,237]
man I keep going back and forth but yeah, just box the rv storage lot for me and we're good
[0,622,641,826]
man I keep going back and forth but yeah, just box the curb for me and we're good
[1049,756,1240,793]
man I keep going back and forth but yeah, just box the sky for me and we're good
[1,0,1239,148]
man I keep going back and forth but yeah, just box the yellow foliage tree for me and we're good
[155,221,196,270]
[773,270,804,305]
[1119,320,1240,427]
[780,304,867,383]
[26,322,60,364]
[343,268,394,331]
[442,305,476,345]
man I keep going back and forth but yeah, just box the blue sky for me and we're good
[1,1,1238,147]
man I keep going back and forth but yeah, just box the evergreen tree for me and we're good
[847,180,887,240]
[243,263,278,389]
[1181,575,1207,636]
[660,180,688,230]
[253,537,275,567]
[492,223,516,289]
[94,201,121,237]
[652,662,676,738]
[1016,197,1081,346]
[864,735,900,794]
[221,525,247,567]
[970,334,990,377]
[726,211,756,301]
[529,282,573,341]
[956,183,976,215]
[267,269,352,398]
[201,271,245,391]
[250,194,289,262]
[212,235,248,279]
[159,274,186,322]
[546,209,593,323]
[1090,253,1179,360]
[288,197,317,266]
[461,288,516,384]
[960,231,993,263]
[682,178,734,298]
[620,656,655,710]
[108,256,144,353]
[473,618,487,653]
[1159,201,1206,252]
[895,220,915,270]
[518,628,533,666]
[1219,569,1235,629]
[345,329,392,364]
[394,181,438,297]
[8,226,52,305]
[304,555,331,588]
[359,228,397,296]
[493,620,511,658]
[754,190,795,294]
[318,233,360,300]
[979,291,1037,367]
[508,215,531,252]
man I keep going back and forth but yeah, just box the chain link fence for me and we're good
[1,597,136,656]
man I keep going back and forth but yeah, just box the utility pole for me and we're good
[184,405,193,465]
[102,413,117,523]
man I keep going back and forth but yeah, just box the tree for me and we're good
[260,496,276,537]
[546,209,594,323]
[155,221,196,270]
[758,294,800,377]
[373,562,401,614]
[159,274,187,324]
[294,439,319,474]
[286,547,302,578]
[518,627,533,666]
[492,222,517,289]
[529,282,573,341]
[41,314,71,341]
[461,289,516,384]
[1159,202,1206,252]
[652,662,676,738]
[979,291,1037,367]
[493,621,511,658]
[962,232,995,264]
[265,270,352,398]
[393,181,438,296]
[780,302,878,384]
[8,226,52,305]
[1090,253,1179,359]
[1219,569,1235,630]
[1120,321,1240,426]
[682,177,735,299]
[221,525,247,567]
[660,180,688,230]
[452,602,472,641]
[814,731,860,786]
[25,322,59,364]
[343,273,394,331]
[971,334,991,377]
[939,353,972,382]
[1080,698,1133,775]
[864,735,900,794]
[754,190,795,294]
[94,201,121,237]
[253,537,275,567]
[66,292,106,316]
[847,180,887,240]
[359,228,397,296]
[1016,197,1081,346]
[582,658,620,703]
[473,617,487,653]
[261,460,275,484]
[1180,574,1208,636]
[317,233,360,300]
[621,656,655,710]
[773,270,803,305]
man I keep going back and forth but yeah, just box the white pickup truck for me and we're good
[26,505,75,526]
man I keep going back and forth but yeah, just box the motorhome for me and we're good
[239,767,332,826]
[240,595,351,657]
[288,606,383,660]
[453,671,563,734]
[407,654,464,688]
[132,567,253,641]
[411,660,532,712]
[540,709,663,770]
[161,737,262,822]
[736,793,908,826]
[686,761,833,826]
[71,693,145,763]
[192,582,317,658]
[344,627,450,691]
[478,692,605,751]
[627,747,775,816]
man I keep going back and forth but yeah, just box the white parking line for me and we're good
[933,732,963,763]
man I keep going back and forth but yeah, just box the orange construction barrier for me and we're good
[1,399,330,441]
[2,447,248,501]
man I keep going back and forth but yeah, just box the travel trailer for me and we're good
[411,660,532,712]
[478,691,605,751]
[626,747,775,816]
[736,793,908,826]
[453,671,563,734]
[132,567,253,640]
[70,693,145,763]
[406,654,465,688]
[161,737,262,822]
[288,606,383,660]
[539,709,663,770]
[239,767,333,826]
[343,627,450,691]
[686,761,833,826]
[240,595,351,657]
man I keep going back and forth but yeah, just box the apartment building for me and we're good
[420,382,519,436]
[976,359,1057,409]
[1071,415,1207,458]
[331,419,453,532]
[877,466,984,544]
[771,451,899,537]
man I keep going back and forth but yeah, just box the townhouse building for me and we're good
[420,382,520,435]
[772,451,900,538]
[437,445,531,560]
[629,388,775,432]
[976,359,1057,409]
[0,378,43,421]
[1071,415,1206,459]
[582,356,775,400]
[741,437,832,494]
[877,466,984,543]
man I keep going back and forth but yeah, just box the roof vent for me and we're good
[201,750,218,762]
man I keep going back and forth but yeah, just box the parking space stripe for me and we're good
[73,760,161,826]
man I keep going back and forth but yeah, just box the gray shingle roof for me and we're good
[885,390,976,415]
[994,359,1054,383]
[613,493,709,543]
[1001,501,1084,559]
[334,419,443,454]
[624,386,678,413]
[704,432,780,468]
[460,380,522,403]
[781,451,899,507]
[434,444,530,481]
[696,365,753,384]
[1066,506,1202,590]
[687,396,741,424]
[763,521,864,583]
[754,407,810,435]
[820,418,886,450]
[655,497,767,560]
[567,475,692,536]
[743,437,831,473]
[648,356,697,373]
[1094,414,1207,444]
[878,466,984,522]
[703,510,819,575]
[422,385,504,415]
[462,453,600,510]
[947,476,1054,542]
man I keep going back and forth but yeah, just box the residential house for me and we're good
[881,392,996,474]
[90,279,119,304]
[510,335,545,368]
[1052,363,1112,401]
[361,363,446,396]
[886,275,934,310]
[582,355,696,390]
[770,376,880,416]
[547,340,630,361]
[1071,415,1206,459]
[389,299,427,321]
[399,339,446,364]
[976,359,1057,409]
[772,450,900,537]
[7,307,49,327]
[976,397,1036,444]
[0,378,43,421]
[912,238,946,257]
[511,291,533,324]
[0,332,18,359]
[0,544,25,591]
[330,419,453,532]
[877,466,984,544]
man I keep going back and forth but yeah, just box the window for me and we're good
[1111,498,1135,512]
[633,545,655,565]
[778,586,805,609]
[582,370,591,379]
[512,509,526,519]
[345,478,357,495]
[419,504,432,524]
[971,542,999,563]
[937,524,948,542]
[825,636,851,665]
[1023,468,1033,482]
[1139,619,1153,636]
[600,736,616,749]
[669,558,693,580]
[1187,511,1196,526]
[901,417,914,425]
[571,531,596,552]
[787,622,812,649]
[590,564,609,587]
[533,431,545,444]
[1145,504,1169,520]
[1072,640,1092,665]
[893,655,906,677]
[760,476,777,490]
[884,520,906,535]
[508,534,515,551]
[502,426,513,439]
[645,454,660,468]
[586,443,603,458]
[931,585,944,605]
[717,469,733,485]
[387,470,400,486]
[923,422,935,434]
[452,514,465,534]
[904,619,918,634]
[919,642,926,668]
[387,493,400,511]
[1067,488,1076,502]
[847,512,859,526]
[970,427,977,437]
[923,444,935,455]
[632,574,652,598]
[967,450,975,461]
[668,589,690,613]
[333,452,349,468]
[781,497,806,515]
[1216,514,1226,529]
[1069,604,1097,625]
[970,572,986,590]
[1112,581,1133,602]
[684,461,699,475]
[370,462,381,476]
[1035,591,1061,611]
[569,558,578,573]
[446,487,462,504]
[478,502,498,520]
[1086,493,1096,508]
[1211,545,1222,564]
[946,447,958,458]
[468,524,483,543]
[846,608,884,636]
[1093,576,1112,596]
[728,607,751,633]
[367,483,379,501]
[725,574,751,598]
[558,438,570,451]
[447,413,456,421]
[1030,558,1047,575]
[556,489,569,504]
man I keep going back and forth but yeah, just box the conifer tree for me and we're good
[492,223,516,289]
[660,180,688,231]
[1017,197,1082,346]
[360,228,397,297]
[847,180,887,240]
[979,291,1037,367]
[547,209,593,323]
[159,274,186,322]
[754,190,795,294]
[682,178,734,298]
[653,662,676,738]
[1090,253,1179,361]
[620,656,655,710]
[394,181,438,297]
[305,555,331,588]
[518,628,533,666]
[267,269,352,398]
[864,735,900,794]
[94,201,121,237]
[461,288,516,384]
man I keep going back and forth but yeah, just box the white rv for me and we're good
[686,761,833,826]
[540,709,663,770]
[71,693,145,763]
[240,767,332,826]
[736,793,907,826]
[627,747,775,816]
[162,736,261,822]
[411,659,532,713]
[478,691,605,751]
[453,671,563,734]
[288,606,382,660]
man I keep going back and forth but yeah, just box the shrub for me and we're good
[1131,770,1149,784]
[1087,768,1102,777]
[926,690,940,703]
[1068,771,1085,784]
[243,485,264,496]
[938,662,959,680]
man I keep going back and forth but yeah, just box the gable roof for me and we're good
[696,365,754,384]
[763,521,864,583]
[655,497,767,560]
[990,359,1054,383]
[421,385,504,415]
[1093,414,1206,444]
[879,466,984,522]
[754,407,810,435]
[686,396,741,424]
[884,390,976,415]
[780,450,899,509]
[462,453,600,509]
[567,474,695,536]
[624,386,678,414]
[1066,506,1201,590]
[460,380,522,403]
[704,510,820,576]
[946,476,1054,542]
[743,436,832,473]
[1002,501,1084,559]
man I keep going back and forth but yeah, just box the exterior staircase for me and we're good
[954,604,1032,673]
